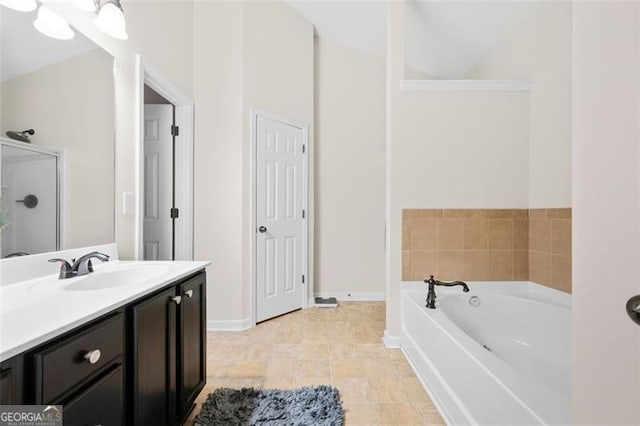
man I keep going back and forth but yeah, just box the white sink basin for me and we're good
[64,264,174,291]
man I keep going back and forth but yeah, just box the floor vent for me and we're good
[314,297,338,308]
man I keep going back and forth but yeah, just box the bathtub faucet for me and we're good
[424,275,470,309]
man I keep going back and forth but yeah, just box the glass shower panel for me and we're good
[1,144,59,256]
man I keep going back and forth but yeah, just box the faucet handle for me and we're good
[424,275,436,284]
[49,258,75,279]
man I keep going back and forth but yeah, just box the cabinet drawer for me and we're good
[34,312,124,403]
[63,365,123,426]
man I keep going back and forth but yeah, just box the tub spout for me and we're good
[424,275,470,309]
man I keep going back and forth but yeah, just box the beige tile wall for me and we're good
[529,208,572,293]
[402,208,572,293]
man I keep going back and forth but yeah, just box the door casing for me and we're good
[250,108,310,326]
[136,56,194,261]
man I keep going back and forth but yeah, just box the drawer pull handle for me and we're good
[170,296,182,305]
[84,349,101,364]
[184,290,194,298]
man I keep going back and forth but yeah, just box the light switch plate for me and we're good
[123,192,135,215]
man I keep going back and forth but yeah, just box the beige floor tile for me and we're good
[342,403,380,425]
[413,402,445,425]
[376,403,422,425]
[192,302,444,425]
[228,360,267,378]
[262,377,298,390]
[362,359,399,378]
[331,360,365,378]
[369,378,409,403]
[333,378,374,403]
[330,343,362,359]
[297,360,331,377]
[296,376,332,387]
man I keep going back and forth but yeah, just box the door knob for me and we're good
[170,296,182,305]
[626,295,640,325]
[84,349,101,364]
[258,226,267,233]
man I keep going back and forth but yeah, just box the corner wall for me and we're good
[193,1,314,324]
[314,38,386,296]
[466,2,572,209]
[572,2,640,422]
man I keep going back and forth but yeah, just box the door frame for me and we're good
[249,108,310,326]
[136,56,194,260]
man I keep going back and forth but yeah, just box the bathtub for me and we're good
[401,282,570,425]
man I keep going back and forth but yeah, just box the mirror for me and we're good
[0,6,115,257]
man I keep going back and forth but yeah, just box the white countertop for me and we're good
[0,259,209,362]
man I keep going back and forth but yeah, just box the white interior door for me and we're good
[143,104,173,260]
[256,114,306,322]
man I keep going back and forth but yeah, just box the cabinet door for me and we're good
[131,286,178,426]
[178,273,206,421]
[63,365,123,426]
[0,356,24,405]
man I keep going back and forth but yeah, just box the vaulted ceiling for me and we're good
[285,1,534,79]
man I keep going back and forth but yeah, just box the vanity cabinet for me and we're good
[0,355,25,405]
[33,312,125,424]
[0,269,206,426]
[130,271,206,425]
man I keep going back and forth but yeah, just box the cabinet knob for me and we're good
[84,349,101,364]
[184,290,194,298]
[170,295,182,305]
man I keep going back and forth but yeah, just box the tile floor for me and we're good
[186,302,445,425]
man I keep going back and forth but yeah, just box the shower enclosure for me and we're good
[0,138,62,257]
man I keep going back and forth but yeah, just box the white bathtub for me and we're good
[401,282,570,425]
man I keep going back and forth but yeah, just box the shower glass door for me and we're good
[1,141,61,257]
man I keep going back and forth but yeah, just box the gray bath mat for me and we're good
[193,386,344,426]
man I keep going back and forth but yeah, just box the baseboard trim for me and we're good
[207,318,252,331]
[383,330,401,348]
[313,292,386,301]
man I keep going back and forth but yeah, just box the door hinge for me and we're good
[170,208,179,219]
[302,274,305,284]
[302,209,306,219]
[302,145,306,154]
[171,125,180,136]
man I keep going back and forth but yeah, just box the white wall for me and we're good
[193,1,245,323]
[385,2,530,337]
[572,2,640,423]
[466,2,572,208]
[193,1,314,323]
[1,49,115,250]
[314,38,386,296]
[241,1,315,317]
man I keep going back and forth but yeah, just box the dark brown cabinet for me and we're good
[0,355,24,405]
[178,274,206,421]
[130,271,206,425]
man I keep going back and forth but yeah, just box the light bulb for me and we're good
[33,5,75,40]
[0,0,37,12]
[94,1,127,40]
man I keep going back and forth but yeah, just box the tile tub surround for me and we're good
[529,208,572,293]
[186,302,445,426]
[402,208,572,292]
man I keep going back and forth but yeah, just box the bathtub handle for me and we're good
[626,295,640,326]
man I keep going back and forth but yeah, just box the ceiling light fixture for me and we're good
[33,4,75,40]
[94,0,128,40]
[0,0,37,12]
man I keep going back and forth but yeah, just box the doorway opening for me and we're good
[137,56,194,261]
[143,85,177,260]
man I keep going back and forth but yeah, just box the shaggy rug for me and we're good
[193,386,344,426]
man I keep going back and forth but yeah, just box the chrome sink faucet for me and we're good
[424,275,470,309]
[49,251,110,279]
